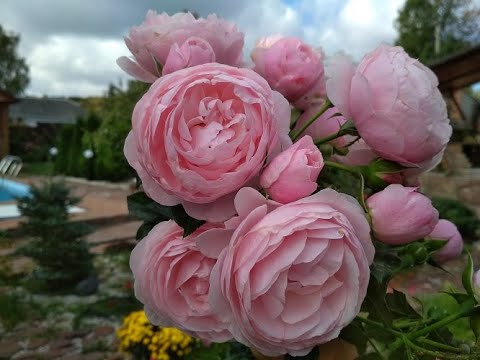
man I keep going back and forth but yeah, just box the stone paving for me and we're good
[0,176,136,230]
[0,325,124,360]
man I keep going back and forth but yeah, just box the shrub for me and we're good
[16,181,94,291]
[432,197,480,242]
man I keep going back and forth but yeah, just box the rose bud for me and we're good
[260,135,323,203]
[366,184,439,245]
[428,219,463,264]
[326,44,451,166]
[251,36,325,104]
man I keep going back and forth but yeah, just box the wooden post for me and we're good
[0,91,16,159]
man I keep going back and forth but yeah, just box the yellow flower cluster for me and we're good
[116,310,196,360]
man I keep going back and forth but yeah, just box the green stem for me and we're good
[324,161,368,212]
[324,161,358,175]
[404,337,442,358]
[367,338,387,360]
[417,338,463,353]
[408,300,475,339]
[358,173,368,212]
[356,316,402,336]
[313,132,341,146]
[291,99,332,141]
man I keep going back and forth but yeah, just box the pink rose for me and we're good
[367,184,439,245]
[294,104,347,148]
[251,36,325,105]
[129,220,232,342]
[326,45,452,165]
[124,63,291,222]
[117,11,244,81]
[428,219,463,264]
[208,188,373,356]
[260,135,324,203]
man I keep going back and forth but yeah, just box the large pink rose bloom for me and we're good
[130,220,232,342]
[125,63,291,222]
[367,184,439,245]
[429,219,464,264]
[117,11,244,81]
[209,188,373,357]
[251,36,326,106]
[326,45,451,165]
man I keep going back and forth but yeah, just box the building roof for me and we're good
[429,45,480,92]
[9,97,85,125]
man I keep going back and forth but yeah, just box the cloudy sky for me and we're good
[0,0,405,97]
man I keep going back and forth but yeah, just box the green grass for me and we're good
[82,339,110,353]
[21,162,55,176]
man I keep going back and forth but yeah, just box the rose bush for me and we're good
[124,63,291,222]
[120,10,478,360]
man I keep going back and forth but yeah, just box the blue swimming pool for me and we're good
[0,178,31,202]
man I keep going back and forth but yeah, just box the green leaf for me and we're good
[370,252,401,285]
[362,279,393,326]
[285,346,318,359]
[470,312,480,341]
[386,290,420,319]
[171,205,206,236]
[127,192,172,222]
[462,252,475,298]
[340,321,368,354]
[442,291,471,305]
[135,222,155,240]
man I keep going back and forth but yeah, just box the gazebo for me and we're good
[429,45,480,129]
[0,90,16,159]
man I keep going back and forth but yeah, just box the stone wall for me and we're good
[421,169,480,215]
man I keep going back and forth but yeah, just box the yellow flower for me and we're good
[116,310,196,358]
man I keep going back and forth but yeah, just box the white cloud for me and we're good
[27,36,128,97]
[302,0,405,58]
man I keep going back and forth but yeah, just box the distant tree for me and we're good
[0,25,29,95]
[395,0,480,63]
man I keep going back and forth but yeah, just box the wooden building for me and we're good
[0,91,16,159]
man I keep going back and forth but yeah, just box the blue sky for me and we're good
[0,0,449,97]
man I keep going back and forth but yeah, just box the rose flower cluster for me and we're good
[119,11,461,357]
